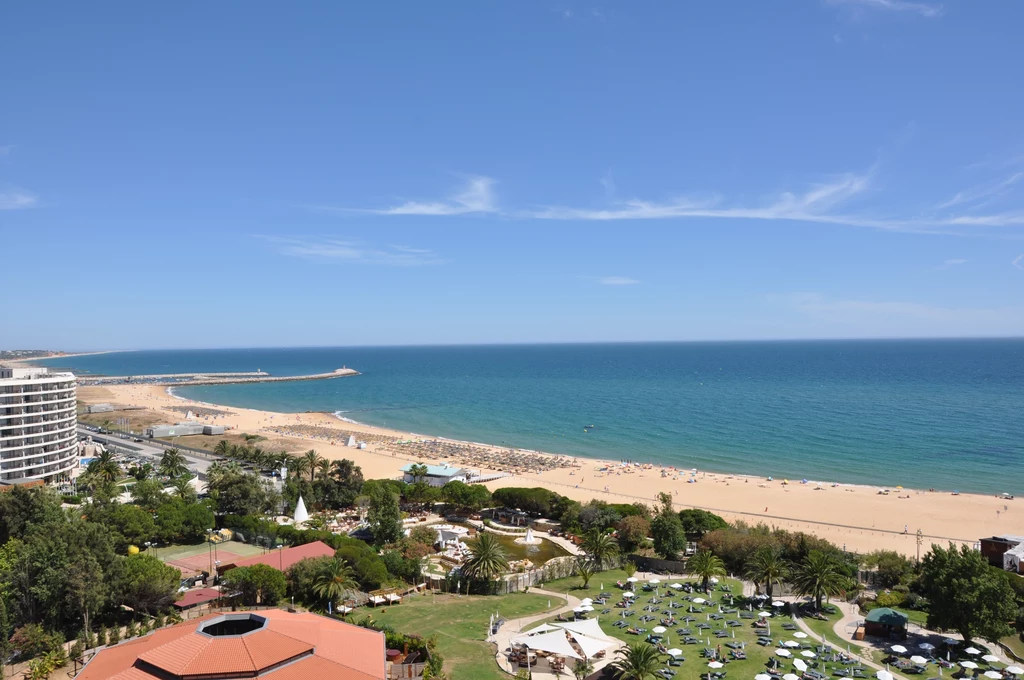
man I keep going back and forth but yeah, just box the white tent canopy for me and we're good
[891,645,908,654]
[793,632,808,639]
[776,649,792,657]
[522,623,561,635]
[982,655,1000,663]
[961,661,979,670]
[910,656,929,665]
[553,618,612,640]
[512,630,582,659]
[1005,667,1024,675]
[984,672,1003,679]
[293,495,309,524]
[877,672,894,680]
[573,633,616,659]
[964,648,982,656]
[784,674,800,680]
[794,659,808,671]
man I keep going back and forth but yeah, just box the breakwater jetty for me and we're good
[78,367,359,387]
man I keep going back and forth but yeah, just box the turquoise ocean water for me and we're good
[41,340,1024,495]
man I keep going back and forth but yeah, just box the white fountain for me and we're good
[514,527,542,545]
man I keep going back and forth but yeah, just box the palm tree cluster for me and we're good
[212,440,335,482]
[740,546,847,610]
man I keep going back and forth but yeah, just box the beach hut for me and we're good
[863,607,908,640]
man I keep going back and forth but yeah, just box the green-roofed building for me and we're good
[863,607,909,640]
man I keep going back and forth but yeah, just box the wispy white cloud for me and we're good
[936,172,1023,210]
[256,236,447,266]
[1014,254,1024,270]
[825,0,943,19]
[599,169,616,198]
[598,276,640,286]
[332,176,497,216]
[525,172,878,225]
[942,258,967,266]
[0,187,37,210]
[770,292,1024,335]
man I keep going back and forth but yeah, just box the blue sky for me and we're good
[2,1,1023,349]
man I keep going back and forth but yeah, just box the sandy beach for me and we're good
[81,383,1021,557]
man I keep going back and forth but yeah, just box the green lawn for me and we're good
[366,592,560,680]
[541,566,636,595]
[799,605,845,642]
[529,575,869,680]
[1000,634,1024,660]
[892,608,928,628]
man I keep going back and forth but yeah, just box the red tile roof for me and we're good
[173,588,222,609]
[219,541,335,573]
[77,610,385,680]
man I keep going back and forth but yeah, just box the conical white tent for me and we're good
[512,630,582,659]
[294,495,309,524]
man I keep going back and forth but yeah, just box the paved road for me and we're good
[79,427,217,479]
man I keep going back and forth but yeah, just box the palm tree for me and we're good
[746,546,791,598]
[172,476,196,501]
[301,450,323,482]
[581,529,619,569]
[316,458,331,481]
[91,450,121,484]
[610,642,662,680]
[623,560,637,578]
[160,448,188,478]
[214,440,232,457]
[687,550,726,593]
[462,533,509,586]
[289,455,311,481]
[573,658,595,680]
[408,463,429,484]
[575,557,597,589]
[792,550,846,611]
[313,558,358,610]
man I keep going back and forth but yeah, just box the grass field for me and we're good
[1000,634,1024,660]
[528,575,873,680]
[365,592,559,680]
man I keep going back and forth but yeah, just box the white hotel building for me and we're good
[0,367,78,484]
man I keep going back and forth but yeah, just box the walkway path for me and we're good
[489,587,581,675]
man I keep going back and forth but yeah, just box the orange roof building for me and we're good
[77,610,386,680]
[219,541,336,574]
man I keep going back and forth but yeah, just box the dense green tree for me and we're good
[155,497,214,543]
[919,543,1017,643]
[366,484,403,546]
[129,478,167,510]
[440,480,490,512]
[206,462,276,516]
[580,529,619,569]
[650,512,685,560]
[579,500,622,533]
[746,546,790,598]
[678,509,729,538]
[610,642,662,680]
[224,564,287,606]
[0,487,64,544]
[115,554,181,615]
[287,556,337,609]
[616,515,651,553]
[792,550,847,611]
[490,487,566,517]
[862,550,913,589]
